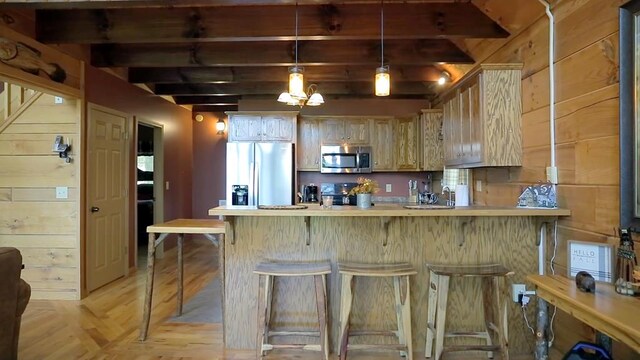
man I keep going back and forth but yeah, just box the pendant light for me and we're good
[375,0,390,97]
[277,1,324,107]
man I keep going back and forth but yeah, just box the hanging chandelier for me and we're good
[277,1,324,107]
[375,0,390,96]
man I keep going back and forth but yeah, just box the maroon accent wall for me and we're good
[84,66,193,266]
[192,113,228,217]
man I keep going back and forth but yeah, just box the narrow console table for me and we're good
[139,218,225,341]
[527,274,640,358]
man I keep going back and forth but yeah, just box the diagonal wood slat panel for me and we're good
[153,82,435,96]
[128,65,444,84]
[91,39,474,67]
[35,3,508,44]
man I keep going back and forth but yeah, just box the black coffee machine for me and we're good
[231,185,249,205]
[302,185,319,202]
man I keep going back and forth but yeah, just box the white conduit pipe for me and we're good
[537,0,555,276]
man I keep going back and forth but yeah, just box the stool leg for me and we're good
[177,234,184,316]
[425,271,439,358]
[139,232,157,341]
[496,277,509,360]
[434,275,450,360]
[339,274,354,360]
[481,277,495,359]
[394,275,413,360]
[264,275,274,348]
[314,274,329,360]
[256,274,270,358]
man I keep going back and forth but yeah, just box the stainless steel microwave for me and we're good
[320,145,372,173]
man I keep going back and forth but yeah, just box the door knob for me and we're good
[90,207,100,213]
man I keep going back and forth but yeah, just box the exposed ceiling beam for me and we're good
[192,104,239,113]
[173,95,240,105]
[128,65,445,84]
[153,82,436,96]
[36,3,507,44]
[92,39,474,67]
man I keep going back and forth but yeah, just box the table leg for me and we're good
[177,233,184,316]
[535,297,549,360]
[595,331,612,357]
[139,232,157,341]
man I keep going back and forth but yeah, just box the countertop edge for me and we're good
[208,205,571,217]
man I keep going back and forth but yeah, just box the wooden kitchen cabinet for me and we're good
[421,109,444,171]
[370,117,395,171]
[441,64,522,168]
[227,111,297,142]
[394,115,420,171]
[297,117,321,171]
[319,117,369,145]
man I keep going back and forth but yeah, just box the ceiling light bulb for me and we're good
[375,66,390,97]
[215,119,226,134]
[194,114,204,122]
[438,71,450,86]
[289,67,307,100]
[438,76,446,85]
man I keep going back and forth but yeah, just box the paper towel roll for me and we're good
[455,185,469,206]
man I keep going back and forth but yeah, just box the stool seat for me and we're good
[338,262,417,277]
[255,260,330,359]
[254,261,332,276]
[427,263,512,277]
[425,263,511,360]
[338,261,416,360]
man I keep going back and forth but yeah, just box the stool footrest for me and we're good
[445,331,490,339]
[350,330,398,337]
[443,345,501,353]
[268,330,320,337]
[262,344,321,351]
[348,344,409,351]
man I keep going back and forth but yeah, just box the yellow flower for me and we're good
[348,177,379,195]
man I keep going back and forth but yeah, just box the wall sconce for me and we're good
[194,113,204,122]
[438,71,451,86]
[216,119,226,135]
[52,135,72,163]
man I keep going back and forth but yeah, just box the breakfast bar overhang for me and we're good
[208,205,570,356]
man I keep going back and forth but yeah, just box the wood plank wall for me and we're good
[0,89,82,300]
[469,0,639,357]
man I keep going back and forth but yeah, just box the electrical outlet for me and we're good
[512,283,526,303]
[385,184,392,193]
[165,181,170,190]
[54,96,64,104]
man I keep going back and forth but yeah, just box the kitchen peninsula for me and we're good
[209,204,570,356]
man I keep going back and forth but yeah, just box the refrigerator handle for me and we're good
[254,161,260,205]
[249,162,255,206]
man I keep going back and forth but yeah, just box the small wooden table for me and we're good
[139,218,225,341]
[527,274,640,358]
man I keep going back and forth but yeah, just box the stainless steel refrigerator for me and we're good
[226,142,295,206]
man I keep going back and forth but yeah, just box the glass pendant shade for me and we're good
[278,92,293,103]
[375,66,390,97]
[288,68,307,100]
[306,92,324,106]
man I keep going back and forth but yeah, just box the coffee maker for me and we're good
[302,185,319,203]
[231,185,249,205]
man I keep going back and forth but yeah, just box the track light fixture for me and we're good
[438,71,451,86]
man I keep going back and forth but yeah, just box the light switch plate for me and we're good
[475,180,482,192]
[54,96,64,104]
[165,181,170,190]
[385,184,392,193]
[55,186,68,199]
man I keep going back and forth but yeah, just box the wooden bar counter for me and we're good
[208,204,570,356]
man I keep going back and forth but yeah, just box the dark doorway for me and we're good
[137,124,155,252]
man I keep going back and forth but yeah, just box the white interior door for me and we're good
[87,103,128,292]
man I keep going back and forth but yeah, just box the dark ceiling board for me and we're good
[192,105,239,113]
[173,95,240,105]
[153,82,436,96]
[91,39,474,67]
[128,66,445,84]
[36,3,508,44]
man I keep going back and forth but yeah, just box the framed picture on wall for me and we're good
[567,240,614,283]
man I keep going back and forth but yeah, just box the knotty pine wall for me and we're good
[469,0,639,356]
[0,88,81,300]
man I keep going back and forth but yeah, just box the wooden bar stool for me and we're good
[254,260,331,359]
[338,262,417,360]
[425,264,513,360]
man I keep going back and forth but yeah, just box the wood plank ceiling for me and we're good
[30,0,510,112]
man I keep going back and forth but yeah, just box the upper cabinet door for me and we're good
[421,110,444,171]
[297,117,321,171]
[370,118,394,171]
[343,119,370,144]
[395,116,419,171]
[319,119,345,144]
[262,115,295,142]
[228,114,262,141]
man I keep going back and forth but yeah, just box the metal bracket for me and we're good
[457,217,474,247]
[305,216,311,246]
[381,216,391,247]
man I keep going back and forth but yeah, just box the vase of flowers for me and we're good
[349,177,379,209]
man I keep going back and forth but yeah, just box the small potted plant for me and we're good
[349,177,379,209]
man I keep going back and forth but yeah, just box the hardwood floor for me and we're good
[19,238,538,359]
